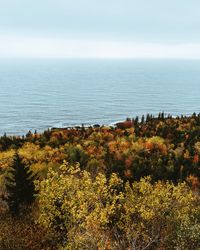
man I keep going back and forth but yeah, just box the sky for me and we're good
[0,0,200,58]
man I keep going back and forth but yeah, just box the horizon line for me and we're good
[1,35,200,59]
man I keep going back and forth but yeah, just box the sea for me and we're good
[0,59,200,135]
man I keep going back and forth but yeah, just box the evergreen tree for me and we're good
[141,115,145,124]
[5,153,37,216]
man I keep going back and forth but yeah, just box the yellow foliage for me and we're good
[36,164,200,250]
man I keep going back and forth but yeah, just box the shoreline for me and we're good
[1,112,199,137]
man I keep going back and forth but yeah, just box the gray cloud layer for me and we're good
[0,0,199,42]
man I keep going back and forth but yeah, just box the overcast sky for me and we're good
[0,0,200,58]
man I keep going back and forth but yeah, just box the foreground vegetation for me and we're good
[0,113,200,249]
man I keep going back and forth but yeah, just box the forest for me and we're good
[0,113,199,249]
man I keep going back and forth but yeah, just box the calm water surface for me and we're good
[0,59,200,135]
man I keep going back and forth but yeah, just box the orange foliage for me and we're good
[193,154,199,163]
[187,175,200,190]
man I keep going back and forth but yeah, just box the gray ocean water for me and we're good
[0,59,200,135]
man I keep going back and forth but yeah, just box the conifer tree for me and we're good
[5,153,37,216]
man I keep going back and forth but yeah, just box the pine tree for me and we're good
[5,153,37,216]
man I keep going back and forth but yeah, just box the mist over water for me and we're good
[0,59,200,135]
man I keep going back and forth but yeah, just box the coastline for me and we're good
[1,112,199,137]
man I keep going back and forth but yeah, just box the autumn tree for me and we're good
[36,163,200,250]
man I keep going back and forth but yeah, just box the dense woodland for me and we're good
[0,113,200,249]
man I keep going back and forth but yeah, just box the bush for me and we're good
[36,162,200,250]
[0,213,56,250]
